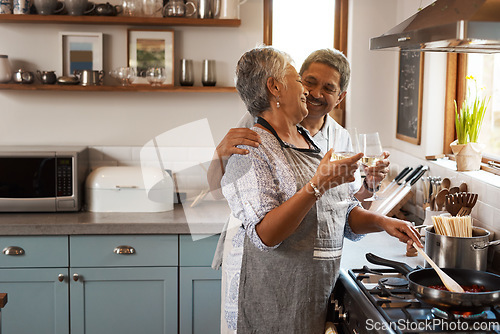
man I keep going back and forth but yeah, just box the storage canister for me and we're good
[0,55,13,83]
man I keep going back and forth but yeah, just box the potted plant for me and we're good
[450,75,491,171]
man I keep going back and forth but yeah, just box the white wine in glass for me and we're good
[330,128,360,201]
[359,132,383,201]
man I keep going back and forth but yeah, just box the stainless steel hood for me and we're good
[370,0,500,53]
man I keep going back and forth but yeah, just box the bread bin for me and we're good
[85,166,173,212]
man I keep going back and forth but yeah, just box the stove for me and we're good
[331,267,500,334]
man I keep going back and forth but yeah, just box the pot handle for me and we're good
[472,239,500,250]
[366,253,414,275]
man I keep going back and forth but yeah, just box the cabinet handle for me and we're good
[73,273,80,282]
[114,245,136,255]
[58,274,65,282]
[2,246,25,255]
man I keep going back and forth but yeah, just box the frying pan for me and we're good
[366,253,500,312]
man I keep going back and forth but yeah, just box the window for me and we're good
[466,54,500,161]
[263,0,348,125]
[445,53,500,174]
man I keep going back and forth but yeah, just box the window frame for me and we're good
[444,53,500,175]
[263,0,349,126]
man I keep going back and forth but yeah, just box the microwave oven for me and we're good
[0,146,89,212]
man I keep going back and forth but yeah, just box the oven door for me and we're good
[0,154,57,212]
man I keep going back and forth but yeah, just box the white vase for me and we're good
[0,55,13,83]
[450,140,484,171]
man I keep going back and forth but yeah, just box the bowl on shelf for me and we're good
[110,67,136,86]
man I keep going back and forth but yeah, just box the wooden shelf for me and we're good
[0,83,237,92]
[0,14,240,27]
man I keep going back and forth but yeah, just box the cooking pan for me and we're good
[366,253,500,312]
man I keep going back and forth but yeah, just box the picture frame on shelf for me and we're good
[127,29,174,86]
[59,32,103,77]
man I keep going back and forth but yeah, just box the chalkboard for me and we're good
[396,51,424,145]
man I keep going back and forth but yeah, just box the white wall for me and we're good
[0,0,262,147]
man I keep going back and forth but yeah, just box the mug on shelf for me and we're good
[33,0,64,15]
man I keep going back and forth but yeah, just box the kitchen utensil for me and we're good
[441,177,450,190]
[201,59,216,86]
[381,166,412,196]
[435,188,448,211]
[445,193,461,216]
[0,55,12,83]
[37,70,57,84]
[374,165,427,215]
[459,181,468,193]
[425,225,497,271]
[448,186,459,194]
[366,253,500,312]
[413,242,464,293]
[74,70,104,86]
[34,0,64,14]
[179,59,194,86]
[12,69,34,84]
[457,192,478,216]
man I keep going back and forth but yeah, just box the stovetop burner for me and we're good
[332,268,500,334]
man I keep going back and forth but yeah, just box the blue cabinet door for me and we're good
[70,267,178,334]
[179,267,221,334]
[0,268,69,334]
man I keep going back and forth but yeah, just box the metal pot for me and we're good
[424,225,500,271]
[13,69,35,84]
[74,70,104,86]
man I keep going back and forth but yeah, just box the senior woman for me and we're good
[220,46,422,333]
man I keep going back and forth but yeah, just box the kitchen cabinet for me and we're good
[179,235,222,334]
[69,235,178,334]
[0,236,69,334]
[0,14,240,93]
[0,233,221,334]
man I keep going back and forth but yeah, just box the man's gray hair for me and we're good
[235,46,293,117]
[300,48,350,93]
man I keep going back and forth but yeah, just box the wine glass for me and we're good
[110,67,136,86]
[330,128,361,200]
[359,132,384,201]
[146,67,167,86]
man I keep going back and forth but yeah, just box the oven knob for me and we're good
[333,300,349,322]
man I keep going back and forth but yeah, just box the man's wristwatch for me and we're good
[363,178,381,193]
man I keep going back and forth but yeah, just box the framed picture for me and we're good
[127,29,174,85]
[60,32,103,76]
[396,51,424,145]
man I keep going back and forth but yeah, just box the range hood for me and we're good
[370,0,500,53]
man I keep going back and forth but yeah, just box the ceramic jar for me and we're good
[0,55,13,84]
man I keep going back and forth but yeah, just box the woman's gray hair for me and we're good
[235,46,293,117]
[300,48,350,93]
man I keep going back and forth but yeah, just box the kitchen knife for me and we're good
[379,166,428,216]
[380,166,413,195]
[374,165,424,214]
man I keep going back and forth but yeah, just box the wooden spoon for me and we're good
[413,243,465,293]
[459,182,468,193]
[448,186,460,195]
[435,189,448,211]
[441,177,451,190]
